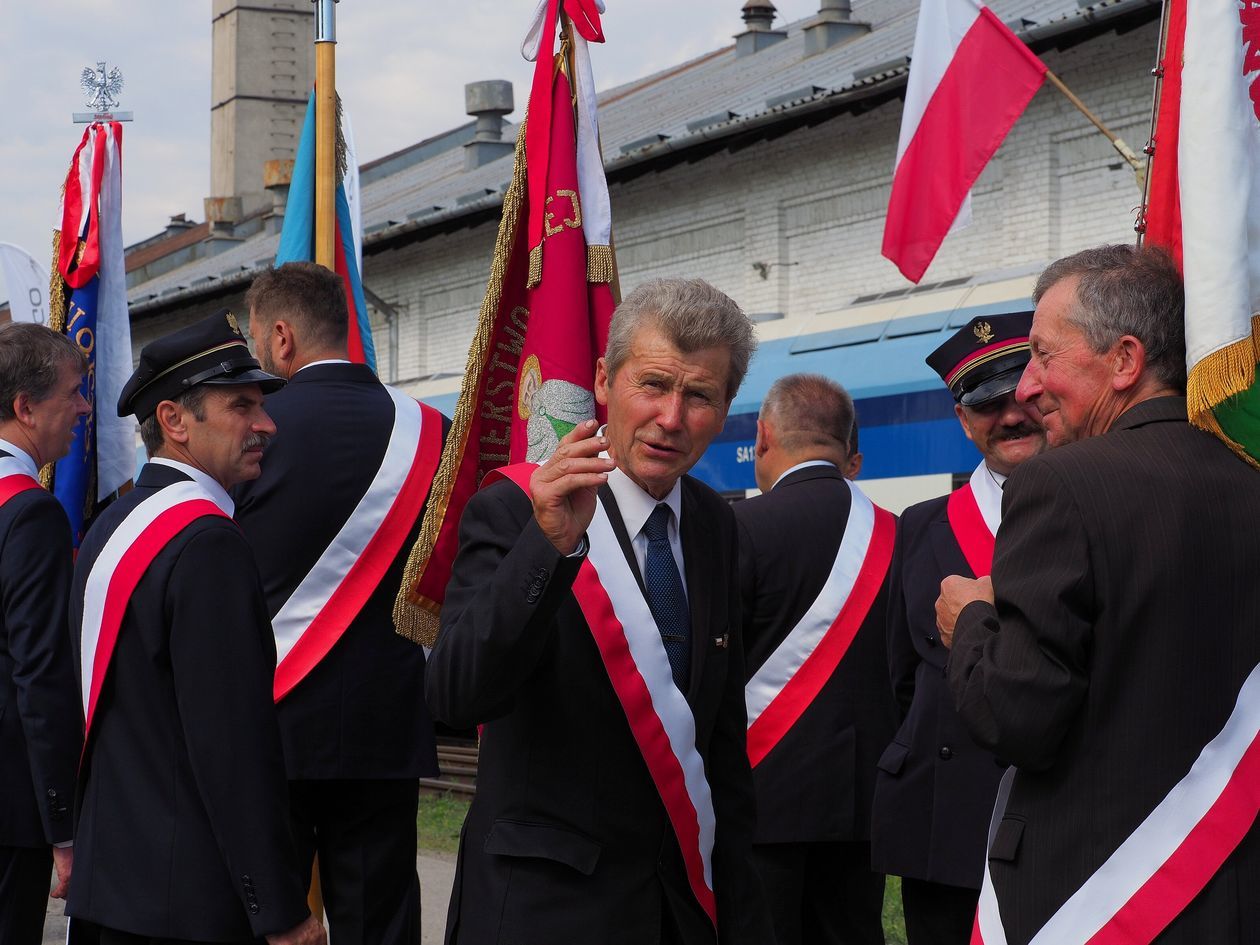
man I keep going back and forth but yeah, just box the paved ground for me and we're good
[43,853,458,944]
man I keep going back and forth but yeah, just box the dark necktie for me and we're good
[642,503,691,692]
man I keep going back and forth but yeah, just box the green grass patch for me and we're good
[416,792,471,856]
[883,875,907,944]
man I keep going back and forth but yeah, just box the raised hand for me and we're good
[530,419,614,554]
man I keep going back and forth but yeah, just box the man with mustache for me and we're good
[67,311,324,945]
[234,262,447,945]
[0,324,87,943]
[427,278,771,945]
[870,313,1045,944]
[938,245,1260,944]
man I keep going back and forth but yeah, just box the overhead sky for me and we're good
[0,0,820,294]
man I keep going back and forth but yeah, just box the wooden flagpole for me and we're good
[314,0,337,269]
[1043,69,1147,188]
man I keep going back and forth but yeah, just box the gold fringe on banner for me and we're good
[392,121,531,646]
[40,229,71,490]
[1186,313,1260,470]
[527,244,543,290]
[587,244,615,284]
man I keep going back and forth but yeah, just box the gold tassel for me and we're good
[40,230,71,491]
[334,93,348,187]
[393,121,531,646]
[586,244,615,284]
[1186,313,1260,470]
[527,244,543,290]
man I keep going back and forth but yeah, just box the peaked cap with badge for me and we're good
[118,308,284,420]
[926,311,1033,407]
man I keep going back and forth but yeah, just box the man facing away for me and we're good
[869,312,1045,944]
[737,373,898,945]
[938,245,1260,944]
[0,324,87,943]
[67,311,323,945]
[427,278,772,945]
[234,262,446,945]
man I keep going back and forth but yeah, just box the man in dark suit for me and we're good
[233,262,445,945]
[736,373,898,945]
[869,313,1045,944]
[67,312,322,945]
[0,324,87,943]
[939,245,1260,944]
[427,277,771,945]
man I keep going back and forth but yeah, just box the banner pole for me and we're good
[1044,69,1146,188]
[314,0,337,270]
[1135,0,1173,245]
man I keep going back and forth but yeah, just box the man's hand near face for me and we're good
[936,575,994,649]
[530,419,615,555]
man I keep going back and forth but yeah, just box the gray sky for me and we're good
[0,0,819,289]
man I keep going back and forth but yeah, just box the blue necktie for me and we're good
[642,503,691,692]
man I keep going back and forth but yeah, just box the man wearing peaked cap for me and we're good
[869,312,1045,944]
[66,310,325,945]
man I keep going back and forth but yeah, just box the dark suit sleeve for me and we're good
[735,516,758,658]
[885,519,917,718]
[425,482,584,730]
[167,525,309,938]
[712,514,774,945]
[948,460,1094,771]
[2,495,81,844]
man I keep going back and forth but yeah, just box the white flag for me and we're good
[0,243,50,324]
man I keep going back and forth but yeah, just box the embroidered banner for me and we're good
[745,482,895,768]
[273,392,443,701]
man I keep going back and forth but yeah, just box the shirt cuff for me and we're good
[53,840,73,849]
[566,535,589,558]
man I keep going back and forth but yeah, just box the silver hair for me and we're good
[604,278,756,401]
[760,373,855,456]
[0,323,86,422]
[1033,244,1186,393]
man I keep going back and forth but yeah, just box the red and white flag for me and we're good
[882,0,1047,283]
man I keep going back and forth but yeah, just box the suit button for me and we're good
[47,789,57,798]
[939,746,953,760]
[924,635,937,647]
[526,590,540,604]
[250,903,260,914]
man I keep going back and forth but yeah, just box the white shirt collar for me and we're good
[148,457,235,516]
[969,460,1005,536]
[605,463,683,540]
[771,459,837,490]
[294,358,352,375]
[0,437,38,479]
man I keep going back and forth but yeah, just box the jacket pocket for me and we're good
[876,740,909,776]
[988,817,1024,863]
[484,819,602,876]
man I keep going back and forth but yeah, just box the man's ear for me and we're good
[755,417,772,456]
[954,402,976,444]
[1111,335,1147,393]
[155,400,191,446]
[11,392,35,427]
[594,358,610,407]
[274,319,298,363]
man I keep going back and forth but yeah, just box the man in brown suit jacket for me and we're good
[938,245,1260,945]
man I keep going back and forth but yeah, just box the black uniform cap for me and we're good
[926,311,1033,407]
[118,308,284,421]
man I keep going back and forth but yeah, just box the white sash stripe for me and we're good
[585,496,717,892]
[744,481,875,727]
[272,386,422,664]
[79,480,229,714]
[977,662,1260,944]
[969,461,1003,537]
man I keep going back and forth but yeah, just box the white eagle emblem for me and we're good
[80,62,124,113]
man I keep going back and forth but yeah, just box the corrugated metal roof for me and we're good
[129,0,1154,309]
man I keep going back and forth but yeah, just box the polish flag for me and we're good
[882,0,1047,283]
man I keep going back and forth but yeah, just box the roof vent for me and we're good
[804,0,871,55]
[736,0,787,57]
[463,80,515,170]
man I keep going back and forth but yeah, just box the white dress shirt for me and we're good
[148,457,236,517]
[294,358,352,374]
[0,436,39,478]
[771,459,837,490]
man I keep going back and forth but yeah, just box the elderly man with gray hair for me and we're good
[427,277,772,945]
[937,245,1260,944]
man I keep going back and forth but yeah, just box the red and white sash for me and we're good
[973,661,1260,945]
[0,456,41,507]
[948,462,1002,577]
[272,390,442,701]
[744,481,895,768]
[79,480,232,737]
[487,464,719,926]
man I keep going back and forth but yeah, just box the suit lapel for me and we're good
[929,501,975,579]
[680,481,711,705]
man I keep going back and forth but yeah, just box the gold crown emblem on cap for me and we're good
[973,321,994,344]
[226,311,241,335]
